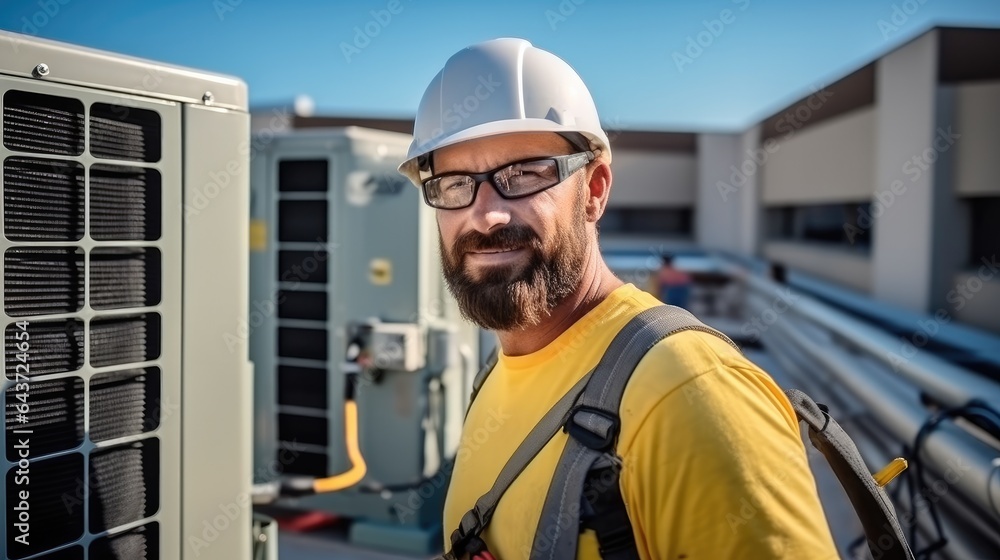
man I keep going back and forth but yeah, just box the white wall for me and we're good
[695,129,761,255]
[953,80,1000,197]
[951,270,1000,334]
[871,30,939,313]
[763,241,872,293]
[609,150,696,206]
[761,107,876,204]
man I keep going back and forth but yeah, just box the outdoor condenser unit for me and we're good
[249,127,479,553]
[0,32,253,559]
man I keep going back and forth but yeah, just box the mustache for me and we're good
[452,224,541,258]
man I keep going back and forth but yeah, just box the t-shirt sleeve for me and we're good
[618,355,841,559]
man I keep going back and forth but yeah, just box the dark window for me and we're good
[969,197,1000,267]
[765,202,871,248]
[600,207,692,236]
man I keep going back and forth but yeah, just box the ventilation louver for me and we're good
[2,89,163,559]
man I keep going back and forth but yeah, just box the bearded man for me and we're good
[399,38,838,560]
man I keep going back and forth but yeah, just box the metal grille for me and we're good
[4,319,84,378]
[90,165,162,241]
[5,377,84,460]
[2,88,164,559]
[89,103,161,162]
[5,453,84,558]
[273,158,332,477]
[90,523,158,560]
[90,248,161,310]
[90,314,160,368]
[2,90,84,156]
[89,440,159,533]
[90,368,160,442]
[3,248,85,317]
[3,158,85,241]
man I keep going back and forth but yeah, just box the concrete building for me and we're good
[254,25,1000,335]
[698,26,1000,334]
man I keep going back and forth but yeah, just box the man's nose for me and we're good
[467,180,512,233]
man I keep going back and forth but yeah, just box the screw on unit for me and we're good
[32,63,50,77]
[202,91,215,105]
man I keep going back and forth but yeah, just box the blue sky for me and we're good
[2,0,999,131]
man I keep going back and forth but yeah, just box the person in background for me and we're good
[657,253,693,308]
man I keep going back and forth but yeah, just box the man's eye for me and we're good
[440,177,471,190]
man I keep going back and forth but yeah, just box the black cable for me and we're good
[905,399,1000,559]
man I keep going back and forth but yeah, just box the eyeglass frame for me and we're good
[419,150,596,210]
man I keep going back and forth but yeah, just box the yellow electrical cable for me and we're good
[312,399,368,493]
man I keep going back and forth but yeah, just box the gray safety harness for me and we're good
[443,304,914,560]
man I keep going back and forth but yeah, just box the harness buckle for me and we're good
[565,405,620,451]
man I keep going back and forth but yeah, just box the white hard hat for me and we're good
[398,38,611,187]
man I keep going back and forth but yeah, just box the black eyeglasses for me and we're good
[421,151,594,210]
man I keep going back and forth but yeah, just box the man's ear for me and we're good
[585,162,612,223]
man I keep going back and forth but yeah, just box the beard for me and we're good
[439,195,589,331]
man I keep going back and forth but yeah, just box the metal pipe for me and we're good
[744,274,1000,408]
[765,313,1000,523]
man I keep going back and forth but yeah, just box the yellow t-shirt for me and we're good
[444,284,839,559]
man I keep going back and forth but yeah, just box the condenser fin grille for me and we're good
[5,377,84,460]
[5,319,84,378]
[3,248,85,316]
[90,165,162,241]
[5,453,85,558]
[89,103,161,162]
[90,522,159,560]
[2,85,169,559]
[3,158,85,241]
[90,368,161,442]
[89,439,159,533]
[2,90,85,156]
[90,314,161,368]
[91,248,162,309]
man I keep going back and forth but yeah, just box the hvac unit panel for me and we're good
[0,76,182,559]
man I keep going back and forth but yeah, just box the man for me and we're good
[399,38,838,559]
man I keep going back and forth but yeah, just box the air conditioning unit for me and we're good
[248,127,479,553]
[0,32,253,559]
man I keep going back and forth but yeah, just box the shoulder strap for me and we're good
[465,345,499,421]
[530,305,733,560]
[784,389,915,560]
